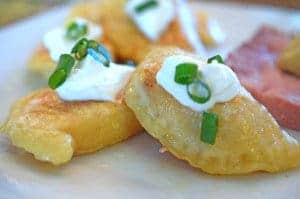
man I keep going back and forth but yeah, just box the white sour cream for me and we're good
[207,18,226,45]
[156,55,241,112]
[43,18,102,62]
[56,56,134,102]
[176,0,206,56]
[125,0,175,41]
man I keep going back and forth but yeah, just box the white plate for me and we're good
[0,2,300,199]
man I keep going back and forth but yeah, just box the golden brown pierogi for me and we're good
[124,47,300,174]
[1,88,143,165]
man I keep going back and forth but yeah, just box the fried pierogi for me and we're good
[125,47,300,174]
[1,89,142,165]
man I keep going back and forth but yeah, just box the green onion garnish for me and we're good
[175,63,198,85]
[71,39,111,66]
[207,55,224,64]
[187,79,211,103]
[135,0,158,13]
[71,38,88,60]
[48,69,67,89]
[87,39,99,50]
[86,40,111,67]
[48,54,75,89]
[66,21,88,40]
[48,39,112,89]
[56,54,75,73]
[201,111,218,145]
[97,44,111,67]
[87,48,109,67]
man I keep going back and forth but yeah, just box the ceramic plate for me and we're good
[0,2,299,199]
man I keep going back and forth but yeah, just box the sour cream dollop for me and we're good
[43,18,102,62]
[176,0,206,56]
[156,55,241,112]
[207,18,226,45]
[125,0,175,41]
[56,56,134,102]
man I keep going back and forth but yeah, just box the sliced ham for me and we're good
[226,26,300,130]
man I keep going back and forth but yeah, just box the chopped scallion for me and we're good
[135,0,158,13]
[174,63,198,85]
[48,38,112,89]
[201,111,218,145]
[71,38,88,60]
[87,39,99,50]
[86,48,108,67]
[97,44,111,67]
[187,79,211,103]
[48,54,75,89]
[71,38,88,53]
[66,22,88,40]
[207,55,224,64]
[48,69,67,89]
[56,54,75,73]
[86,42,111,67]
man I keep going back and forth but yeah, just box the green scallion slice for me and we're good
[71,38,88,53]
[66,22,88,40]
[87,39,99,50]
[86,40,111,67]
[187,79,211,103]
[48,54,75,89]
[97,44,111,67]
[71,38,88,60]
[56,54,75,73]
[174,63,198,85]
[48,69,67,89]
[207,55,224,64]
[201,111,218,145]
[135,0,158,13]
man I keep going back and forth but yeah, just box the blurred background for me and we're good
[0,0,74,26]
[0,0,299,27]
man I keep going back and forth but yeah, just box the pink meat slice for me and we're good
[226,26,300,130]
